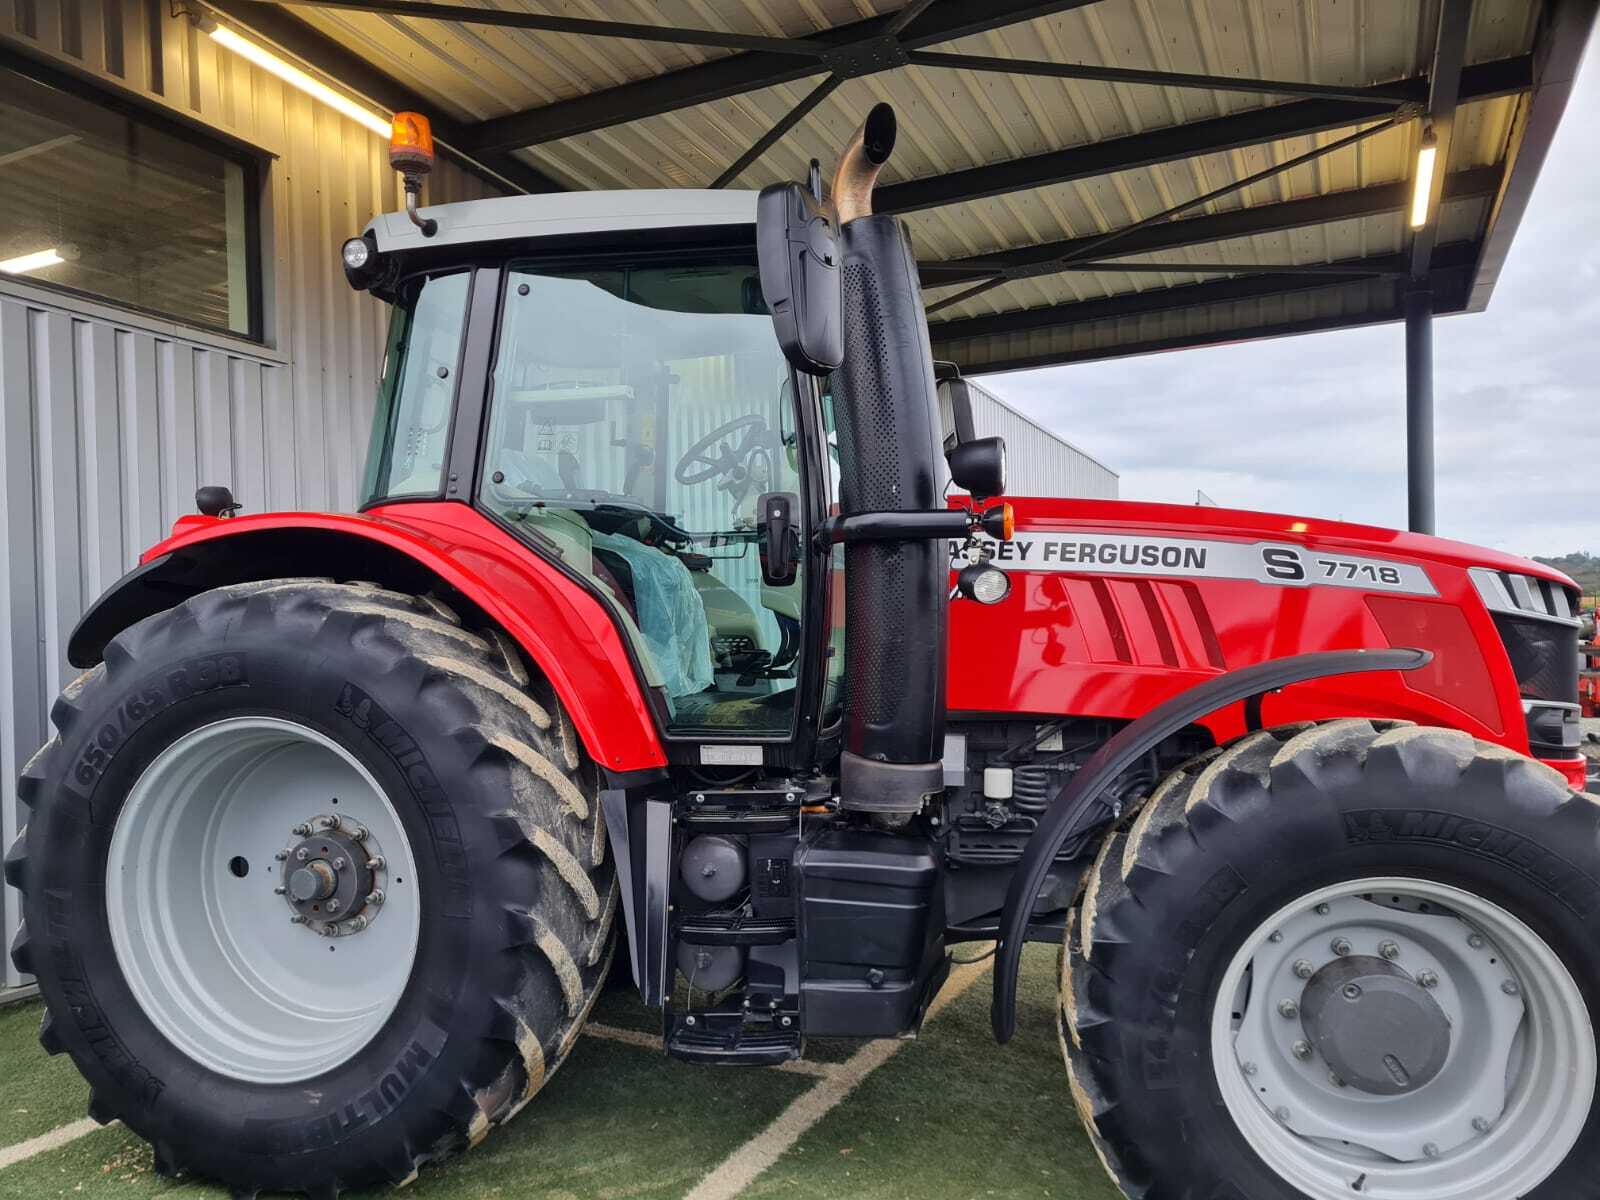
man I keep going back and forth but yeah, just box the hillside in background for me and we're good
[1535,553,1600,600]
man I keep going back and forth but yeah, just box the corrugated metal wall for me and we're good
[0,3,503,987]
[942,380,1119,500]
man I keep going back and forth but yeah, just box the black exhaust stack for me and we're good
[757,104,947,815]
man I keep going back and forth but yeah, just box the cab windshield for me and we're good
[480,254,804,738]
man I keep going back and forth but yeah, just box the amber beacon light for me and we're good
[390,112,438,236]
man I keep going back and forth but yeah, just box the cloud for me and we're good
[978,51,1600,559]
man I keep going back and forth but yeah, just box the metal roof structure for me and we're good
[211,0,1593,376]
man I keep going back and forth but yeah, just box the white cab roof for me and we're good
[367,189,758,253]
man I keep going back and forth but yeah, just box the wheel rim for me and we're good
[1210,876,1593,1200]
[106,717,421,1084]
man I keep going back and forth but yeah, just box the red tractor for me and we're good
[8,106,1597,1200]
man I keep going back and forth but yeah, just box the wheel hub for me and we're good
[275,814,387,936]
[1299,954,1450,1095]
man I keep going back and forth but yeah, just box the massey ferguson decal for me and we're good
[955,533,1436,596]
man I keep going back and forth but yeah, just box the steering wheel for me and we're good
[675,414,771,487]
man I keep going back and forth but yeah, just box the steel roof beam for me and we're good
[906,50,1416,104]
[917,165,1502,287]
[1408,0,1472,281]
[934,254,1479,374]
[927,242,1479,345]
[877,55,1531,214]
[462,0,1105,155]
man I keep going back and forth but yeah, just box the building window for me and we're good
[0,60,262,338]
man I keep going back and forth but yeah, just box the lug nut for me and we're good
[1268,931,1284,943]
[332,857,346,870]
[322,814,340,830]
[366,890,385,906]
[367,856,386,871]
[290,915,307,925]
[1314,903,1331,916]
[1291,1040,1313,1061]
[1274,1107,1291,1123]
[1501,979,1520,996]
[1330,937,1352,957]
[349,915,368,932]
[274,885,286,896]
[1472,1116,1493,1134]
[351,825,369,842]
[1379,940,1400,960]
[295,848,310,862]
[292,823,311,836]
[1293,959,1315,980]
[275,850,289,861]
[1242,1061,1259,1077]
[1417,969,1439,989]
[1468,933,1486,949]
[1277,999,1299,1019]
[326,899,341,913]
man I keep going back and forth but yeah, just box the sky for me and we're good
[976,47,1599,560]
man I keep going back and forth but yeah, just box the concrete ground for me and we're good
[0,946,1122,1200]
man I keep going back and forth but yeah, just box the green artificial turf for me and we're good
[0,946,1121,1200]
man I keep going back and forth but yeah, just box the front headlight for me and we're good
[342,237,371,270]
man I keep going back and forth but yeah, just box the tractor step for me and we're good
[665,1015,801,1065]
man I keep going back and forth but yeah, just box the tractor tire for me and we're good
[6,580,616,1198]
[1057,720,1600,1200]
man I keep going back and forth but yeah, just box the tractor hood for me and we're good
[998,496,1575,591]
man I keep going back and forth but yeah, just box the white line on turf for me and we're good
[681,953,994,1200]
[0,1118,110,1170]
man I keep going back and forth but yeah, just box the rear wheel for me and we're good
[7,580,616,1197]
[1058,720,1600,1200]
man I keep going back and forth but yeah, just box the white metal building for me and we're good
[954,378,1118,499]
[0,0,1589,992]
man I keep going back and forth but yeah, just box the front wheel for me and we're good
[1058,720,1600,1200]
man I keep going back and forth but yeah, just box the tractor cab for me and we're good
[344,109,1004,781]
[361,237,818,744]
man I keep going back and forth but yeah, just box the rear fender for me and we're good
[67,505,667,772]
[989,647,1431,1043]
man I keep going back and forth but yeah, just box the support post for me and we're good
[1405,288,1435,535]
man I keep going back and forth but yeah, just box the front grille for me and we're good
[1493,614,1580,703]
[1472,567,1582,757]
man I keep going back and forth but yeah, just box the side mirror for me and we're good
[947,437,1006,500]
[757,182,842,375]
[937,377,978,454]
[757,492,800,586]
[937,377,1005,498]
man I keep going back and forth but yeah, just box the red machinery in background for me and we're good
[1581,606,1599,718]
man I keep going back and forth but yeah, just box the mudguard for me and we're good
[989,647,1431,1043]
[66,504,667,773]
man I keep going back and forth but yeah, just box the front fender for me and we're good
[68,504,667,773]
[990,647,1431,1043]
